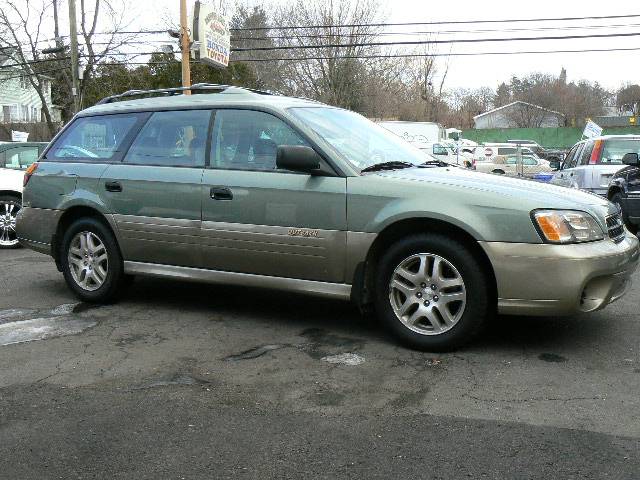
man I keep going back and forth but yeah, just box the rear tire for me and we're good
[0,195,22,249]
[611,192,638,235]
[60,217,126,303]
[374,234,490,351]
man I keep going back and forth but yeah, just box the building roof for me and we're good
[473,101,565,120]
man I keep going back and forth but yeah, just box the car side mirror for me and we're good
[549,159,561,171]
[622,153,639,166]
[276,145,322,174]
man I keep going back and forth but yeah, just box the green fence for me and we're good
[461,126,640,149]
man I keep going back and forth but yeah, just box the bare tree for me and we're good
[0,0,139,133]
[268,0,390,111]
[616,84,640,116]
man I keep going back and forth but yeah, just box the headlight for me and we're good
[532,210,604,244]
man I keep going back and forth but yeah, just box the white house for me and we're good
[474,101,565,129]
[0,52,61,124]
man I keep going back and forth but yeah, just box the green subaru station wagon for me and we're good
[16,84,640,350]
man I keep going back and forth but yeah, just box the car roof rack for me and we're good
[96,83,278,105]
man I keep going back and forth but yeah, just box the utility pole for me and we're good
[180,0,191,94]
[68,0,81,112]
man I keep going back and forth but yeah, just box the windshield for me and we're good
[289,107,429,170]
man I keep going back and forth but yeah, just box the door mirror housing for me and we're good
[276,145,322,174]
[622,152,639,166]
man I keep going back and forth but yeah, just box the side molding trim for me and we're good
[123,261,352,300]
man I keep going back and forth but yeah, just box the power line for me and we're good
[231,31,640,52]
[230,13,640,31]
[0,51,176,70]
[230,46,640,62]
[25,13,640,41]
[230,22,640,41]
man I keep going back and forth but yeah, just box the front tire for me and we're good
[60,218,125,303]
[374,234,490,351]
[0,195,21,249]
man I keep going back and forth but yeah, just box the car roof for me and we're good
[79,87,325,117]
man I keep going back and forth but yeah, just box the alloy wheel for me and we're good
[0,201,19,247]
[389,253,467,335]
[68,231,109,291]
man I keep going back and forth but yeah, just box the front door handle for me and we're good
[105,181,122,192]
[210,186,233,200]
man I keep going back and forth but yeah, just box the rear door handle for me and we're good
[210,186,233,200]
[105,181,122,192]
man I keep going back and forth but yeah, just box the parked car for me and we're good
[506,139,566,164]
[550,135,640,196]
[474,155,553,178]
[0,141,47,248]
[16,85,639,351]
[607,144,640,233]
[474,143,540,164]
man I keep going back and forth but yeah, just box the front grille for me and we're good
[606,213,625,242]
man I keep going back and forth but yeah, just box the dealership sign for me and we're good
[192,1,230,68]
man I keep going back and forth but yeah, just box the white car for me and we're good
[474,154,553,178]
[474,143,539,163]
[0,142,47,248]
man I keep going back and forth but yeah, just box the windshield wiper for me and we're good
[360,161,415,173]
[419,160,449,167]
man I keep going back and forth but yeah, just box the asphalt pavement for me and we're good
[1,248,639,479]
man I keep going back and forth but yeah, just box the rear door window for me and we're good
[579,142,594,165]
[46,113,146,161]
[566,143,584,169]
[124,110,211,167]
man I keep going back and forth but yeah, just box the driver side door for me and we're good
[200,109,347,283]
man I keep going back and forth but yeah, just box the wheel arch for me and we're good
[607,184,624,200]
[0,190,22,200]
[52,206,119,271]
[352,217,497,312]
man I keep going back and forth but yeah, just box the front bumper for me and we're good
[480,234,640,316]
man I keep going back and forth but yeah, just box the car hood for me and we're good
[375,166,615,215]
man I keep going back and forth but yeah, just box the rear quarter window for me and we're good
[46,113,146,162]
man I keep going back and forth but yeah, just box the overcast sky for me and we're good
[98,0,640,92]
